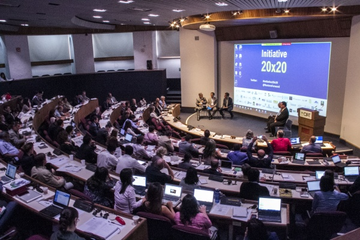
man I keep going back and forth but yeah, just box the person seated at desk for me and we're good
[0,115,8,132]
[91,107,102,121]
[21,97,32,113]
[139,97,147,107]
[84,167,114,208]
[247,136,273,168]
[114,168,144,214]
[18,142,35,176]
[0,131,19,161]
[349,175,360,195]
[31,153,70,189]
[266,101,289,137]
[3,106,19,126]
[200,130,211,145]
[78,91,89,102]
[228,144,248,165]
[116,145,146,174]
[62,97,72,112]
[50,207,85,240]
[0,183,18,236]
[154,100,162,116]
[155,146,167,159]
[124,120,138,137]
[179,135,199,158]
[88,115,100,138]
[239,168,269,200]
[244,218,279,240]
[145,155,174,185]
[97,141,118,172]
[203,159,222,176]
[108,92,118,105]
[301,136,323,154]
[130,98,138,112]
[312,175,348,214]
[203,139,222,165]
[54,105,69,120]
[144,125,159,145]
[31,90,44,106]
[122,115,141,135]
[133,182,175,221]
[178,153,193,170]
[132,135,153,160]
[271,130,291,152]
[159,96,167,110]
[49,119,64,142]
[94,122,112,146]
[8,121,26,149]
[102,96,112,111]
[174,194,213,237]
[75,134,97,164]
[207,92,218,120]
[158,131,174,154]
[195,92,207,112]
[180,167,199,192]
[219,92,234,119]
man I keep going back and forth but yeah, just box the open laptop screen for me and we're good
[315,171,325,180]
[290,137,300,144]
[125,133,133,142]
[133,175,146,187]
[221,160,233,169]
[294,152,306,161]
[331,155,341,164]
[307,180,321,191]
[120,128,125,135]
[194,189,214,203]
[5,164,17,179]
[344,167,359,176]
[53,190,71,207]
[315,136,323,144]
[164,184,182,198]
[258,197,281,211]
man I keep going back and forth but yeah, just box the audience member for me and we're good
[179,167,199,192]
[179,135,199,158]
[203,159,222,176]
[200,130,211,145]
[79,91,89,102]
[271,130,292,151]
[219,92,234,119]
[207,92,218,120]
[155,146,167,158]
[144,125,159,145]
[21,97,32,113]
[75,134,97,164]
[124,120,137,137]
[139,97,147,107]
[227,144,248,165]
[301,136,322,153]
[50,119,64,141]
[246,136,273,168]
[114,168,144,214]
[349,175,360,195]
[0,131,19,161]
[84,167,114,208]
[97,141,118,171]
[103,97,112,111]
[108,92,118,104]
[116,145,146,174]
[133,182,175,221]
[239,168,269,200]
[178,153,193,170]
[58,131,78,155]
[50,207,85,240]
[89,115,100,138]
[18,142,35,176]
[3,106,19,125]
[132,135,153,160]
[145,155,174,184]
[95,122,111,145]
[158,131,174,153]
[32,90,44,106]
[0,115,8,131]
[8,121,26,148]
[203,139,221,165]
[130,98,138,112]
[245,218,279,240]
[159,96,167,109]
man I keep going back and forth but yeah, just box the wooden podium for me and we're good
[297,108,326,141]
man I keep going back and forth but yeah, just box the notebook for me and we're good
[39,190,71,218]
[17,189,42,203]
[194,188,214,213]
[1,164,17,184]
[293,152,306,165]
[133,175,146,195]
[290,137,301,147]
[162,184,182,206]
[315,171,325,180]
[344,167,359,182]
[307,180,320,198]
[220,160,233,172]
[332,155,346,167]
[258,197,282,223]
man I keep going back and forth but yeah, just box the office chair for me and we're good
[306,211,347,240]
[345,190,360,226]
[26,235,49,240]
[171,225,210,240]
[137,212,173,240]
[275,119,292,138]
[68,189,92,201]
[273,151,292,156]
[305,152,324,157]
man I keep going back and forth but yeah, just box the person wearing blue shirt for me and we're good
[227,144,248,165]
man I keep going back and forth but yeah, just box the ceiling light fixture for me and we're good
[21,23,29,26]
[93,9,106,12]
[321,7,327,12]
[232,10,242,16]
[215,2,228,7]
[0,20,6,22]
[278,0,288,2]
[204,14,211,20]
[119,0,134,3]
[93,16,102,18]
[143,22,151,24]
[102,20,110,23]
[148,14,159,17]
[141,18,149,21]
[172,9,185,12]
[284,9,290,13]
[331,7,337,12]
[180,18,185,22]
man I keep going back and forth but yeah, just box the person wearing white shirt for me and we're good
[132,136,153,160]
[159,96,167,109]
[116,145,146,174]
[97,142,118,171]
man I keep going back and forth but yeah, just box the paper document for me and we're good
[78,217,120,239]
[233,207,248,218]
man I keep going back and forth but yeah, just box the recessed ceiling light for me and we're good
[119,0,134,3]
[141,18,150,21]
[102,20,110,23]
[284,9,290,13]
[0,20,6,22]
[180,18,185,22]
[148,14,159,17]
[215,2,228,7]
[143,22,151,24]
[21,23,29,26]
[321,7,327,12]
[331,7,337,12]
[172,9,185,12]
[205,14,211,19]
[278,0,287,2]
[93,9,107,12]
[93,16,102,19]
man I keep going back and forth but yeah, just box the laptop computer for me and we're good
[17,189,42,203]
[258,197,282,223]
[194,188,214,213]
[290,137,302,147]
[119,133,133,144]
[1,164,17,184]
[331,155,346,167]
[344,166,359,182]
[39,190,71,218]
[220,160,233,171]
[120,128,125,136]
[293,152,306,165]
[162,184,182,206]
[133,175,146,196]
[315,136,325,147]
[307,180,321,198]
[315,171,325,180]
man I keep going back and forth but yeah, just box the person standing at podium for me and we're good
[266,101,289,137]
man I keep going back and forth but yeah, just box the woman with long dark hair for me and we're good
[50,207,85,240]
[180,167,199,192]
[114,168,144,213]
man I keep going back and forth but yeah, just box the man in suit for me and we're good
[266,101,289,137]
[239,168,270,200]
[207,92,218,120]
[219,92,234,119]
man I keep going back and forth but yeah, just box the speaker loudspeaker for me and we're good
[269,30,278,39]
[147,60,153,70]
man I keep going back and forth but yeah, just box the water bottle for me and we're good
[214,188,220,204]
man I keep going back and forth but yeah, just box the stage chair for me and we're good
[275,119,292,138]
[137,212,173,240]
[306,211,347,240]
[171,225,210,240]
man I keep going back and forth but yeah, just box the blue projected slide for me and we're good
[234,42,331,117]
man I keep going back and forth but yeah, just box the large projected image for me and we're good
[234,42,331,117]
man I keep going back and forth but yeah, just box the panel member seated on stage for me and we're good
[203,159,222,176]
[219,92,234,119]
[301,136,323,153]
[271,130,292,152]
[239,168,270,200]
[266,101,289,137]
[228,144,248,165]
[247,136,273,168]
[207,92,218,120]
[195,93,207,112]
